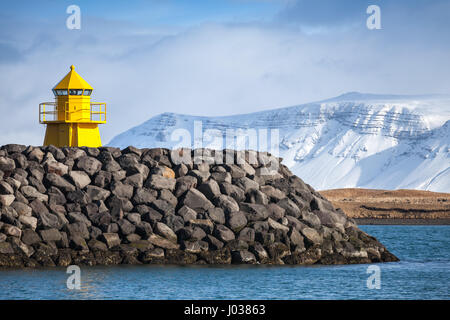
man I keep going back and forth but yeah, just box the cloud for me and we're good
[0,1,449,147]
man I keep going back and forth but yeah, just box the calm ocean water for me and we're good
[0,225,448,300]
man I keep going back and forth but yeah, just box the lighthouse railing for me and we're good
[40,101,106,123]
[39,102,57,123]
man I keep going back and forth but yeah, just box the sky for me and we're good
[0,0,449,145]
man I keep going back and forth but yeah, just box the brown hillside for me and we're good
[319,188,450,220]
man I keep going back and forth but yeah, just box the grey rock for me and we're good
[213,225,235,242]
[226,211,247,232]
[69,171,91,189]
[44,173,76,192]
[207,207,225,225]
[145,174,176,190]
[198,179,221,200]
[182,189,214,213]
[76,156,102,176]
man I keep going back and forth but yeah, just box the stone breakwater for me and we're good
[0,145,398,268]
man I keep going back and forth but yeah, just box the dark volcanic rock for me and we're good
[0,146,398,269]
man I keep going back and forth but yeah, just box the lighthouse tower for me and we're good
[39,65,106,147]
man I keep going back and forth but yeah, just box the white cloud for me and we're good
[0,12,449,146]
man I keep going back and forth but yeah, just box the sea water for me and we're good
[0,225,448,299]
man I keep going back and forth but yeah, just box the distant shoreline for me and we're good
[355,218,450,225]
[319,188,450,223]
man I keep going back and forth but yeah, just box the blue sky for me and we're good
[0,0,449,145]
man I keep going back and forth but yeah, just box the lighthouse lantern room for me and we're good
[39,65,106,147]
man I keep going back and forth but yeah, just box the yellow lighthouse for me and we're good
[39,65,106,147]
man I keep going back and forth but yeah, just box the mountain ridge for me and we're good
[108,92,450,192]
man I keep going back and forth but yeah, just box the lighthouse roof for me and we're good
[53,65,93,90]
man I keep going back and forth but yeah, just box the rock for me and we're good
[188,219,214,234]
[277,198,302,218]
[268,217,290,232]
[267,203,285,220]
[238,227,255,243]
[199,248,231,264]
[159,189,178,207]
[11,202,32,216]
[85,185,111,201]
[197,179,221,200]
[66,190,90,205]
[0,156,16,172]
[165,249,197,264]
[69,171,91,189]
[148,234,180,250]
[145,174,176,190]
[182,189,214,212]
[255,231,275,245]
[69,235,89,252]
[20,186,48,202]
[0,181,14,194]
[177,205,198,223]
[88,239,108,251]
[207,207,225,225]
[219,182,246,202]
[301,212,321,228]
[18,215,38,230]
[126,213,141,225]
[246,189,268,205]
[182,241,204,254]
[188,170,210,185]
[44,173,76,192]
[240,203,270,222]
[64,221,89,240]
[289,228,305,250]
[151,199,175,215]
[21,229,42,245]
[101,233,121,248]
[0,242,14,254]
[155,222,178,243]
[232,250,257,264]
[215,194,240,214]
[76,156,102,176]
[94,171,112,188]
[235,177,259,192]
[44,160,68,176]
[213,225,235,242]
[0,194,15,206]
[123,173,144,188]
[133,188,157,205]
[211,172,232,184]
[2,224,22,237]
[260,185,286,201]
[226,211,248,232]
[39,228,62,242]
[0,146,398,267]
[174,175,198,197]
[301,227,323,246]
[249,242,269,261]
[206,235,224,250]
[110,181,133,199]
[10,238,35,257]
[117,219,136,236]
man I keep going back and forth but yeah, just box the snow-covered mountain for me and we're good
[108,92,450,192]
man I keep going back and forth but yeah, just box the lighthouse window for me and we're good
[55,90,68,96]
[83,89,92,96]
[69,89,83,95]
